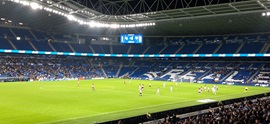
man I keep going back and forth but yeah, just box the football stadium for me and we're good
[0,0,270,124]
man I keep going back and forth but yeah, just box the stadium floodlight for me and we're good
[21,1,29,6]
[0,18,4,20]
[262,13,266,16]
[89,21,96,27]
[16,37,21,40]
[110,24,119,28]
[30,2,40,9]
[267,12,270,16]
[10,0,156,29]
[67,15,75,21]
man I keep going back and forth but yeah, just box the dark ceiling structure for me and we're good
[0,0,270,36]
[72,0,247,15]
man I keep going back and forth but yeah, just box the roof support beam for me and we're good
[228,3,241,12]
[203,6,216,15]
[49,0,69,7]
[257,0,268,10]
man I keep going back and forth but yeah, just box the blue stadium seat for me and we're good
[31,40,53,51]
[112,45,129,54]
[129,45,148,54]
[0,27,14,37]
[91,44,104,53]
[71,44,92,53]
[11,28,34,39]
[160,45,181,54]
[177,44,200,54]
[239,42,264,53]
[0,37,13,49]
[50,42,72,52]
[216,43,240,54]
[196,44,219,54]
[10,38,34,50]
[100,45,111,54]
[31,30,51,40]
[145,46,164,54]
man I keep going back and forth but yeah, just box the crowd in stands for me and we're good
[0,53,269,85]
[154,97,270,124]
[0,54,105,81]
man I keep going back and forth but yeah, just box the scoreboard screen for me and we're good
[120,34,143,44]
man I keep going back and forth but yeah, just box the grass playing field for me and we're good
[0,79,269,124]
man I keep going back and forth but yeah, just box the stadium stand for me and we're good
[145,96,270,124]
[50,42,72,52]
[0,37,14,49]
[31,40,54,51]
[1,0,270,123]
[10,38,35,50]
[70,43,93,53]
[0,27,14,37]
[11,28,35,39]
[0,54,104,82]
[112,45,130,54]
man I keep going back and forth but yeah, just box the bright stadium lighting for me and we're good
[262,13,266,16]
[30,2,39,9]
[0,18,4,21]
[67,15,75,21]
[267,12,270,16]
[9,0,156,29]
[110,24,119,28]
[16,37,21,40]
[88,21,94,27]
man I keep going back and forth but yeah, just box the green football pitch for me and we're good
[0,79,269,124]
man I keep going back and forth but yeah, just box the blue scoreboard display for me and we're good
[120,34,143,44]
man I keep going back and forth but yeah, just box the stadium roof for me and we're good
[1,0,270,36]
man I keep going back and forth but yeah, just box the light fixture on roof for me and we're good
[16,37,21,40]
[262,13,266,16]
[30,2,39,9]
[67,14,75,21]
[19,22,23,25]
[8,20,12,23]
[0,18,4,21]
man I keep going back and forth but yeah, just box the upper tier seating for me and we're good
[216,43,240,54]
[70,44,92,53]
[50,42,72,52]
[145,46,164,54]
[0,26,269,54]
[11,28,35,39]
[10,38,34,50]
[177,44,200,54]
[31,40,54,51]
[196,43,219,54]
[0,27,14,37]
[160,45,180,54]
[239,42,264,53]
[112,45,129,54]
[0,37,13,49]
[129,45,148,54]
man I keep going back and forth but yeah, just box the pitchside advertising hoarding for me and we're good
[120,34,143,44]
